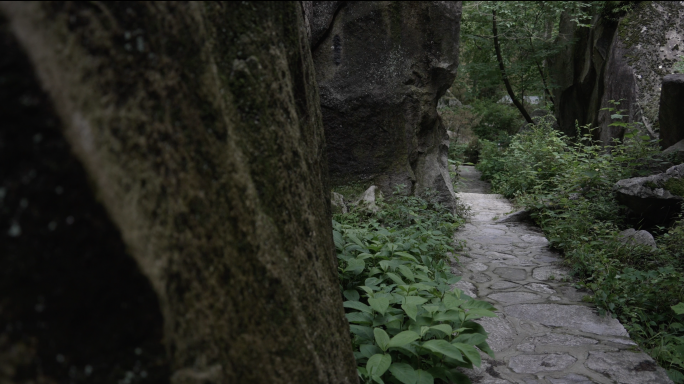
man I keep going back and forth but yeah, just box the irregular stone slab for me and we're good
[493,267,527,281]
[490,281,521,290]
[585,351,672,383]
[470,273,492,283]
[520,234,549,244]
[486,251,517,260]
[505,304,628,336]
[525,283,556,294]
[532,266,568,281]
[488,292,542,305]
[526,333,598,347]
[508,353,577,373]
[478,315,518,352]
[603,337,637,346]
[548,373,594,384]
[482,227,507,235]
[467,262,488,272]
[468,235,520,245]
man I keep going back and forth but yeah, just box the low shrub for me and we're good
[476,109,684,382]
[334,190,492,384]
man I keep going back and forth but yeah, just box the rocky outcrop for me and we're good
[550,2,684,146]
[310,1,462,211]
[614,164,684,227]
[618,229,657,249]
[659,74,684,149]
[0,2,357,383]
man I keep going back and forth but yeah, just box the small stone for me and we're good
[516,343,535,352]
[508,353,576,373]
[618,228,657,249]
[520,234,549,244]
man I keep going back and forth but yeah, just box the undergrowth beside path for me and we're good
[475,115,684,382]
[333,190,495,384]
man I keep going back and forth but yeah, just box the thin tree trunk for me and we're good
[492,9,533,124]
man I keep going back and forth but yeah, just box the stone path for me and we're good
[453,166,672,384]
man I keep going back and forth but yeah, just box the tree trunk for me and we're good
[0,2,358,383]
[492,9,533,124]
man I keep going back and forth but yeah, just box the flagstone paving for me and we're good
[453,166,671,384]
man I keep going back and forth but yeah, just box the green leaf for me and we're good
[345,258,365,275]
[369,297,390,315]
[443,293,464,309]
[453,342,482,367]
[344,289,360,301]
[453,333,487,345]
[374,327,391,351]
[397,265,415,282]
[401,303,418,321]
[346,312,373,325]
[389,363,417,384]
[360,344,383,358]
[434,310,463,322]
[477,341,496,358]
[404,296,428,306]
[465,308,497,320]
[430,324,453,336]
[386,272,406,285]
[344,301,373,314]
[672,302,684,315]
[372,375,385,384]
[415,369,434,384]
[395,251,418,262]
[388,330,421,348]
[421,340,464,362]
[350,325,374,341]
[366,354,392,376]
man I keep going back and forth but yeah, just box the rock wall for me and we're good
[0,2,357,383]
[309,1,462,209]
[550,2,684,146]
[659,74,684,149]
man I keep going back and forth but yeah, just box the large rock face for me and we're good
[659,74,684,149]
[0,2,357,383]
[550,2,684,146]
[310,1,462,209]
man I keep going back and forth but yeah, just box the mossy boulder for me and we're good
[309,1,462,211]
[0,2,357,383]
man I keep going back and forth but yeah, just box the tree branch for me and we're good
[492,9,533,124]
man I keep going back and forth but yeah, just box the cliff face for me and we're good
[0,2,357,383]
[551,2,684,146]
[309,1,463,209]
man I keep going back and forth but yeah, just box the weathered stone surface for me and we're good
[663,138,684,164]
[585,351,672,383]
[618,228,657,249]
[548,374,594,384]
[526,334,598,347]
[353,185,381,212]
[312,1,463,210]
[478,315,518,352]
[331,191,348,214]
[532,266,568,281]
[659,74,684,149]
[493,267,527,281]
[0,2,358,382]
[505,304,628,336]
[550,2,684,146]
[525,283,556,294]
[614,163,684,226]
[508,354,577,374]
[488,292,542,305]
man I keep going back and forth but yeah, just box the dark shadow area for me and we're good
[0,19,169,384]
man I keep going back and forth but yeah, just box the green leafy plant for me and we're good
[474,105,684,381]
[334,190,492,384]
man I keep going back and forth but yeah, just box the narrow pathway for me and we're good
[453,166,671,384]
